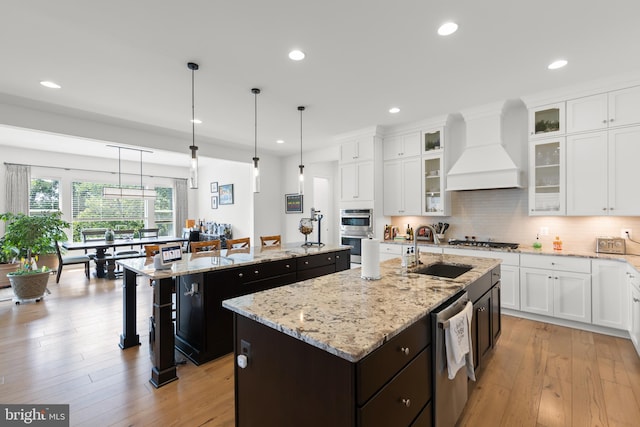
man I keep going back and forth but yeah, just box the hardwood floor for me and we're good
[1,267,639,426]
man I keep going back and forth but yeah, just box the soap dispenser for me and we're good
[533,234,542,250]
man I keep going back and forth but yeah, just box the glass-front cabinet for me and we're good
[529,103,565,139]
[422,127,444,154]
[529,137,565,215]
[423,154,450,215]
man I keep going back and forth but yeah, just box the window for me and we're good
[71,182,174,241]
[29,178,60,215]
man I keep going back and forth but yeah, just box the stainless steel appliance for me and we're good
[339,209,373,263]
[596,237,626,254]
[432,291,471,427]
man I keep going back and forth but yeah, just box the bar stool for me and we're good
[190,240,221,252]
[260,235,281,247]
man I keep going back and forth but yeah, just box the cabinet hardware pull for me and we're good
[633,298,639,303]
[400,347,410,355]
[327,257,332,261]
[610,118,615,122]
[603,207,607,211]
[401,398,411,407]
[286,264,290,268]
[304,261,309,265]
[555,277,559,280]
[603,119,608,124]
[254,270,259,274]
[478,306,486,312]
[238,273,243,278]
[548,276,552,279]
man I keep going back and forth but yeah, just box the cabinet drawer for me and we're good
[357,316,430,405]
[335,250,351,271]
[359,349,431,427]
[297,253,336,270]
[236,258,295,283]
[380,243,402,255]
[520,254,590,273]
[297,265,335,281]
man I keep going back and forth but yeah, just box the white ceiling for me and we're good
[2,0,640,162]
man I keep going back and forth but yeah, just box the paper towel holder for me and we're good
[360,237,381,280]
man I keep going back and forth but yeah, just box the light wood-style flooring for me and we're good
[1,267,639,426]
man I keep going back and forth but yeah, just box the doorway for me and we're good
[312,177,332,245]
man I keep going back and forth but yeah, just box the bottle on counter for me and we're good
[533,234,542,250]
[553,236,563,251]
[406,224,411,240]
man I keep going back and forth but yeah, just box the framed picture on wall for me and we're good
[211,196,218,209]
[285,193,303,213]
[219,184,234,205]
[211,182,218,193]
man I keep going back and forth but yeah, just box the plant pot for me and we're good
[0,263,19,288]
[8,271,51,303]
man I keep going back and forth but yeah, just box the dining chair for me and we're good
[190,240,221,252]
[80,228,111,258]
[54,240,91,283]
[144,245,160,257]
[260,235,281,247]
[139,228,160,238]
[226,237,250,249]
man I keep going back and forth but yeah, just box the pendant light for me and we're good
[103,145,157,199]
[298,106,305,195]
[188,62,199,189]
[251,88,261,193]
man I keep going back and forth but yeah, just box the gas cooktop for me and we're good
[448,240,519,250]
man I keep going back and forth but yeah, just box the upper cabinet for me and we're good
[529,137,565,215]
[340,138,374,164]
[422,127,444,154]
[529,103,565,139]
[382,132,421,160]
[566,86,640,134]
[423,153,450,216]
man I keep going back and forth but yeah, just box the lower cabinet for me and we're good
[629,269,640,356]
[469,268,501,376]
[175,250,348,365]
[592,259,629,330]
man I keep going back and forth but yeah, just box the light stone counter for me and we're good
[117,242,350,279]
[223,252,500,362]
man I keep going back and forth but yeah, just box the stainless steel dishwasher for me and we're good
[431,291,471,427]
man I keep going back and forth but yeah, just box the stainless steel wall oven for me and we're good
[339,209,373,263]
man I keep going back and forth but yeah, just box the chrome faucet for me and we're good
[414,225,440,266]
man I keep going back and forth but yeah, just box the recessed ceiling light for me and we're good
[437,22,458,36]
[276,139,285,144]
[548,59,568,70]
[288,50,306,61]
[389,107,400,114]
[190,119,202,124]
[40,81,61,89]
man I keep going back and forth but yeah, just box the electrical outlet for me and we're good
[241,339,252,358]
[621,229,632,239]
[539,227,549,236]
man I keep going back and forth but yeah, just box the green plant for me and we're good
[0,211,70,273]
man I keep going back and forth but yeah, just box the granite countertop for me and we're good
[116,243,350,279]
[222,252,500,363]
[381,239,640,272]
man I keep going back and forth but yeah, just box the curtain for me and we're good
[5,164,31,214]
[174,178,188,236]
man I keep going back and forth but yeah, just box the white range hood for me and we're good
[447,101,523,191]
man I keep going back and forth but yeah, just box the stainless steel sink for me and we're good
[413,262,473,279]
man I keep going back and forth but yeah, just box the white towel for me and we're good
[444,301,476,381]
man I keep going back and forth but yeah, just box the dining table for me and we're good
[62,236,188,279]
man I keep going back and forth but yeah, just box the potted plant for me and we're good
[0,211,70,303]
[0,237,19,288]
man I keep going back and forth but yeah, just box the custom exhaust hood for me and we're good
[446,101,523,191]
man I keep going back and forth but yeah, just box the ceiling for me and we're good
[2,0,640,163]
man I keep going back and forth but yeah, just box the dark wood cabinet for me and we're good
[469,266,501,376]
[176,249,347,365]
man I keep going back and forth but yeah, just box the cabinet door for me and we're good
[630,282,640,356]
[423,127,444,153]
[382,136,401,161]
[357,161,374,201]
[402,157,422,215]
[529,103,564,138]
[529,138,565,215]
[553,272,591,323]
[383,160,402,215]
[423,155,448,215]
[566,93,608,133]
[500,265,520,310]
[491,283,501,343]
[566,131,608,215]
[402,132,421,157]
[474,291,492,369]
[608,126,640,215]
[340,139,359,163]
[608,85,640,128]
[340,164,357,200]
[520,268,554,316]
[592,260,629,330]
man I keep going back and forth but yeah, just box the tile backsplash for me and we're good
[389,188,640,254]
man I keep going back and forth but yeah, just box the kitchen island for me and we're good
[117,243,350,387]
[223,252,502,427]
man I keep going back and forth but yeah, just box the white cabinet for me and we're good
[383,132,421,160]
[520,254,591,323]
[629,267,640,356]
[529,137,565,215]
[340,161,374,201]
[340,138,374,164]
[422,127,444,153]
[566,86,640,133]
[379,243,402,261]
[383,157,421,216]
[592,259,629,330]
[529,103,565,138]
[423,154,450,215]
[567,126,640,215]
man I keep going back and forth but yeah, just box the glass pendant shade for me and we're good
[253,157,260,193]
[297,106,305,195]
[252,88,261,193]
[189,147,198,189]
